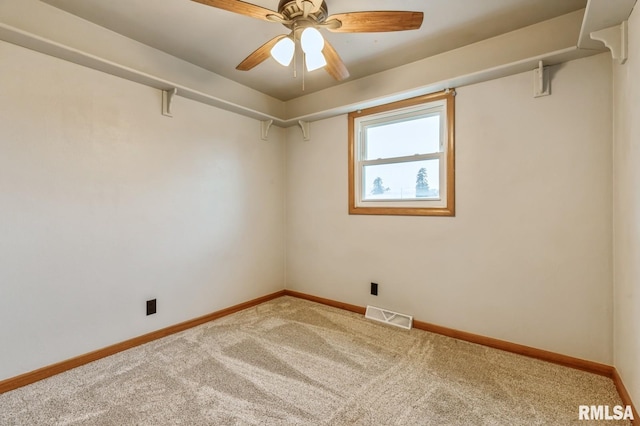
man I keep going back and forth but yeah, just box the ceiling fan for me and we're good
[191,0,424,81]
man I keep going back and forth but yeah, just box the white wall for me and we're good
[0,41,285,381]
[613,5,640,409]
[286,53,613,364]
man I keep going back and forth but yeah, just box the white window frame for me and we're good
[348,90,455,216]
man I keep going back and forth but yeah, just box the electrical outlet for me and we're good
[146,299,157,316]
[370,282,378,296]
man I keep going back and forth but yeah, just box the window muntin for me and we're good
[348,91,455,216]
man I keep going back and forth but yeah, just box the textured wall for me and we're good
[286,53,613,364]
[613,6,640,410]
[0,41,285,380]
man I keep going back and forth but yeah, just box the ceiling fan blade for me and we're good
[322,41,349,81]
[325,11,424,33]
[191,0,281,22]
[236,35,286,71]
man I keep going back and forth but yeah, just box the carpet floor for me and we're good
[0,296,627,425]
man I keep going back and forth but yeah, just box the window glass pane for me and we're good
[363,159,440,200]
[365,114,440,160]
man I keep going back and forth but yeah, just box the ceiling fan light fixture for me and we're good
[270,36,295,66]
[300,27,324,53]
[195,0,423,82]
[305,50,327,71]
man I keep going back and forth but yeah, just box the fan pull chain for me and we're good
[292,26,298,79]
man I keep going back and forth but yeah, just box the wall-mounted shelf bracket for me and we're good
[533,61,550,98]
[590,21,628,65]
[298,120,310,141]
[260,119,273,141]
[162,88,177,117]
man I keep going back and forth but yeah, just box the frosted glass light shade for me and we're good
[300,27,324,53]
[270,37,295,66]
[305,51,327,71]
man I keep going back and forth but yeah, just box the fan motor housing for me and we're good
[278,0,328,24]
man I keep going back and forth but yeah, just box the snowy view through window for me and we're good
[363,114,441,200]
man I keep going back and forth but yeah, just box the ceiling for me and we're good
[39,0,587,101]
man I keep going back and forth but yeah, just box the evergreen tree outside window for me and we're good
[415,167,430,197]
[371,177,388,195]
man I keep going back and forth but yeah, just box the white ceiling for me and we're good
[39,0,587,101]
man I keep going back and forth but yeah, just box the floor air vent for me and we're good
[365,305,413,330]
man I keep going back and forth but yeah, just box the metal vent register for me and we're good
[365,305,413,330]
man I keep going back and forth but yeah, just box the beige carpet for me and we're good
[0,296,627,425]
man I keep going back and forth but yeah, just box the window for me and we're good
[348,90,455,216]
